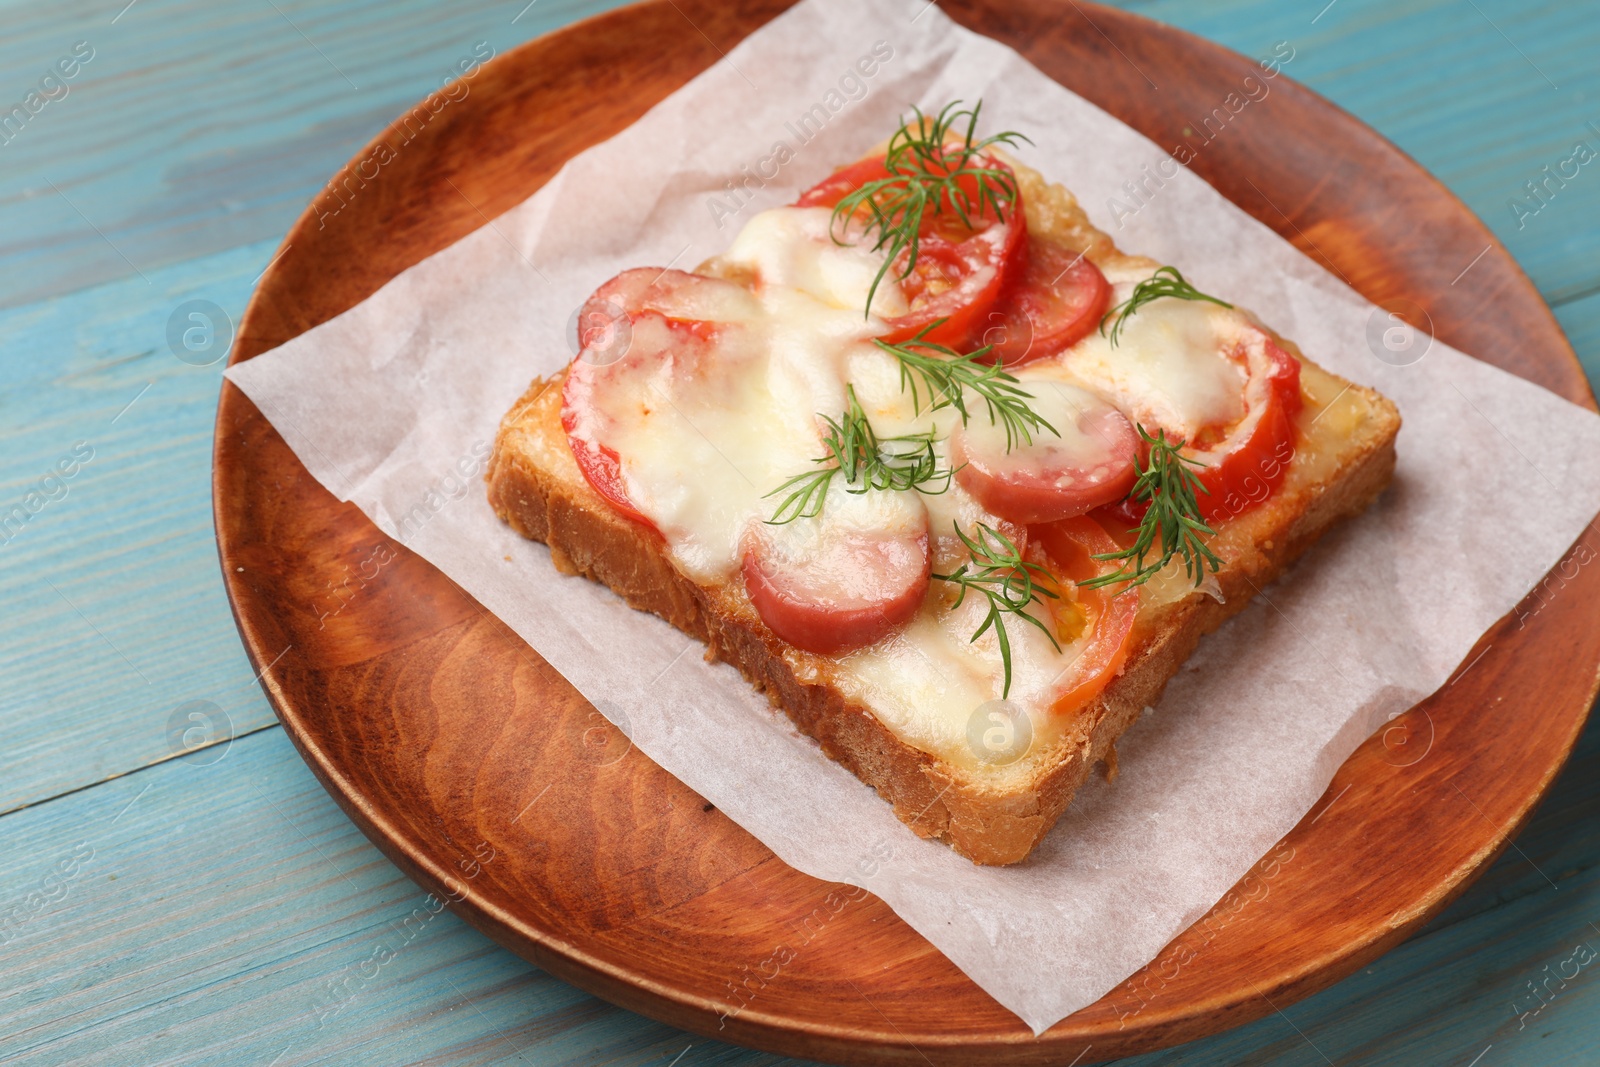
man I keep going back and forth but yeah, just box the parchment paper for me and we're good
[226,0,1600,1033]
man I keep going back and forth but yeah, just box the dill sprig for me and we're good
[831,100,1031,317]
[1079,425,1224,590]
[874,321,1058,452]
[1100,266,1233,348]
[766,386,953,524]
[932,522,1061,698]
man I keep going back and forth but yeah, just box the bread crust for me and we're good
[489,375,1397,865]
[486,164,1401,865]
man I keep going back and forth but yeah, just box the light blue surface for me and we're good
[2,1,1596,1064]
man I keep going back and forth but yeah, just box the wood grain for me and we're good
[210,2,1600,1063]
[1,716,1594,1066]
[1118,0,1600,306]
[0,243,283,814]
[0,0,1593,1065]
[0,0,640,312]
[0,728,751,1067]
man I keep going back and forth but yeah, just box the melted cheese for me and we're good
[722,206,909,317]
[833,582,1096,771]
[961,373,1131,491]
[577,211,1305,775]
[571,282,874,582]
[1060,264,1248,438]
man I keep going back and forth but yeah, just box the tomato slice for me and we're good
[1190,334,1302,521]
[794,156,892,211]
[950,378,1139,524]
[885,220,1024,347]
[741,496,931,655]
[560,267,757,530]
[982,239,1111,366]
[794,152,1026,348]
[559,398,654,527]
[1096,329,1303,526]
[1031,516,1137,716]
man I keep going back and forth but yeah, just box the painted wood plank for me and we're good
[0,0,637,310]
[0,716,1592,1065]
[3,0,1594,825]
[2,0,1598,1063]
[1111,0,1600,307]
[0,726,804,1067]
[1,0,1597,312]
[0,241,285,812]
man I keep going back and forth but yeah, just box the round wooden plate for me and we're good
[214,1,1600,1063]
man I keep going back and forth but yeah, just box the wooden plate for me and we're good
[214,1,1600,1063]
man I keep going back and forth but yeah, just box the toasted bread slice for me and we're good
[487,164,1400,865]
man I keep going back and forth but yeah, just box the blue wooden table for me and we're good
[3,1,1596,1063]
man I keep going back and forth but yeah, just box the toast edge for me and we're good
[486,371,1400,865]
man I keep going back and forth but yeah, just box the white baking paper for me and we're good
[226,0,1600,1034]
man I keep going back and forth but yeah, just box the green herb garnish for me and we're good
[874,321,1058,452]
[1079,425,1223,590]
[933,522,1061,698]
[1100,266,1233,348]
[831,100,1031,317]
[765,386,953,524]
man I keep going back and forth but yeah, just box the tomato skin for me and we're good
[560,267,751,532]
[950,383,1140,524]
[1267,341,1304,418]
[882,218,1024,347]
[741,527,931,655]
[1193,339,1302,521]
[1097,335,1304,526]
[560,377,656,529]
[982,239,1111,367]
[795,157,891,209]
[1030,516,1137,716]
[794,152,1027,349]
[1194,394,1293,521]
[1092,492,1143,530]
